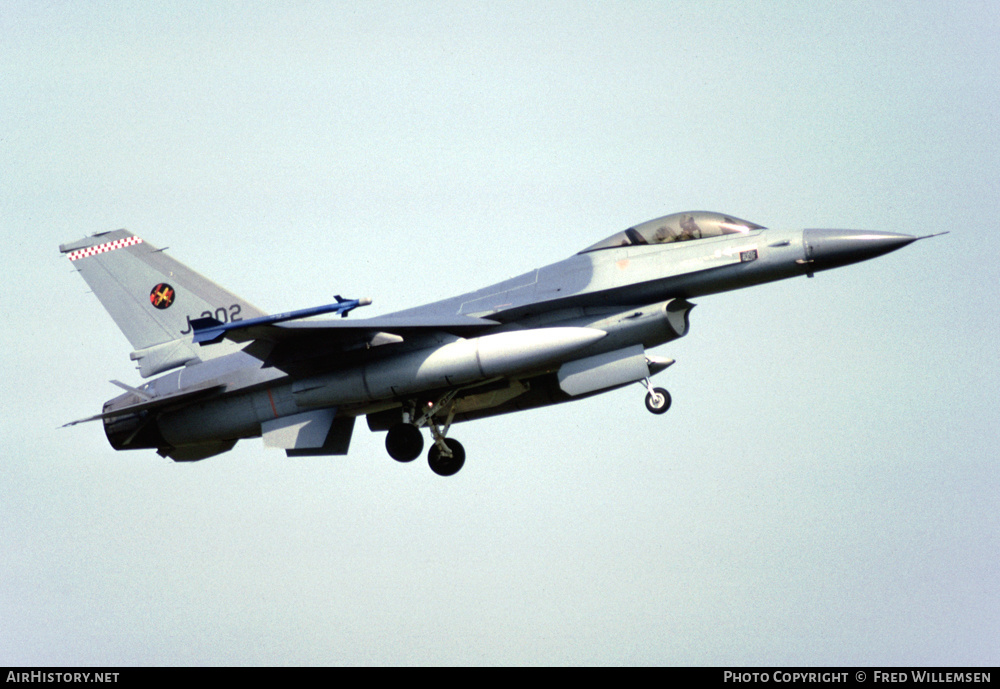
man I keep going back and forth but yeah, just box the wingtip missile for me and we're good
[192,296,373,343]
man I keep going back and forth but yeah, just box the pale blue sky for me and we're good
[2,1,997,665]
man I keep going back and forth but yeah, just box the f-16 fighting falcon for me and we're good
[61,211,940,476]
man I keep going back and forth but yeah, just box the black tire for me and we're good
[645,388,671,414]
[428,438,466,477]
[385,423,423,462]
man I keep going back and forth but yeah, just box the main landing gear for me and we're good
[385,393,465,477]
[385,370,673,476]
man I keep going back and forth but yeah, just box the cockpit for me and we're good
[579,211,766,254]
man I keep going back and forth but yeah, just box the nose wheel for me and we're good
[645,388,671,414]
[641,377,671,415]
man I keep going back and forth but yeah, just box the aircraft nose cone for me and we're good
[803,229,917,270]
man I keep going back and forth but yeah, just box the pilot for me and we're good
[653,224,679,244]
[677,215,702,241]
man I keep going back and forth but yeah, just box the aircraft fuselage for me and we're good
[68,211,920,472]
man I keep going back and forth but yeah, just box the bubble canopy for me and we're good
[580,211,766,254]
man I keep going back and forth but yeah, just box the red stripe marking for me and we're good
[266,388,279,418]
[66,236,143,262]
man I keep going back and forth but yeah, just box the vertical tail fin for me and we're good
[60,230,267,376]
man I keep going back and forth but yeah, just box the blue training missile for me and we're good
[191,295,372,344]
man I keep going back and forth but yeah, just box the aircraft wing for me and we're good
[198,312,501,373]
[216,313,499,344]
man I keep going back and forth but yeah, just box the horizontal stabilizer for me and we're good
[62,383,225,427]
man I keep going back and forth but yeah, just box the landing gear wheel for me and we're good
[428,438,466,477]
[385,423,424,462]
[645,387,671,415]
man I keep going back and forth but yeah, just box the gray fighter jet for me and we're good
[61,211,937,476]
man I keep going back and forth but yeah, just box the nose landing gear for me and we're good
[641,377,671,415]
